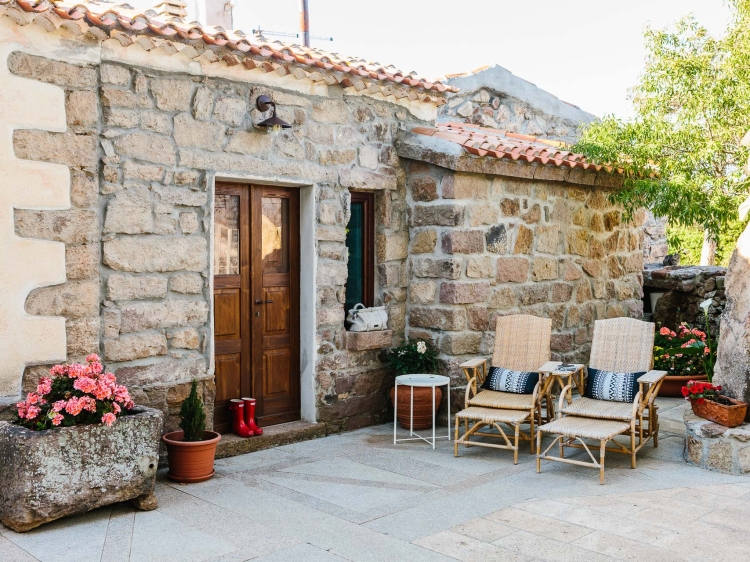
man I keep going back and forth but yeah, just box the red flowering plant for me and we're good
[681,380,722,403]
[14,354,134,431]
[653,323,716,380]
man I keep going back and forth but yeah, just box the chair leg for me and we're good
[630,427,637,469]
[454,416,460,457]
[559,436,565,459]
[464,419,469,447]
[529,411,535,454]
[653,412,659,448]
[536,430,542,474]
[599,440,606,485]
[513,424,520,465]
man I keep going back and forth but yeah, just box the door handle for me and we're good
[254,299,274,305]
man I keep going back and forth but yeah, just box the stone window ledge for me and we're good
[344,330,393,351]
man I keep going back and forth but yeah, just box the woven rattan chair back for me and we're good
[492,315,551,371]
[589,318,655,373]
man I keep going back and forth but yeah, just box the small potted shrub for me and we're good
[162,380,221,483]
[386,339,440,430]
[681,381,748,428]
[0,354,162,532]
[657,299,718,396]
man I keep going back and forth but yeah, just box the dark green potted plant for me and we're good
[386,340,441,430]
[162,380,221,483]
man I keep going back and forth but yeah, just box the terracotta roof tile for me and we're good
[0,0,457,105]
[415,122,618,172]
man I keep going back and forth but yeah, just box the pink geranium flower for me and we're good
[74,377,97,394]
[37,377,52,396]
[16,353,135,430]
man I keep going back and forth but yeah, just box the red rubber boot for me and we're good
[229,399,254,437]
[241,397,263,436]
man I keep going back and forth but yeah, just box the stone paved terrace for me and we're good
[2,399,750,562]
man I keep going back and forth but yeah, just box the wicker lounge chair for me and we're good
[454,315,552,463]
[536,318,667,484]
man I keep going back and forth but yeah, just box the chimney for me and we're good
[153,0,188,20]
[196,0,233,28]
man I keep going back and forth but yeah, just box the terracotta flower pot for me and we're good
[162,430,221,483]
[690,397,749,428]
[389,386,442,430]
[659,374,709,397]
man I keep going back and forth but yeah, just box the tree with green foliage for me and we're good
[179,380,206,442]
[574,0,750,265]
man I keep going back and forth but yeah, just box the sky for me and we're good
[136,0,733,118]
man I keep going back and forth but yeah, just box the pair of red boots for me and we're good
[228,397,263,437]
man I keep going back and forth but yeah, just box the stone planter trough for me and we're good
[0,406,163,532]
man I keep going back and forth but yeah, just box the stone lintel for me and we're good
[344,329,393,351]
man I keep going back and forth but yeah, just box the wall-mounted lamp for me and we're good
[255,95,291,135]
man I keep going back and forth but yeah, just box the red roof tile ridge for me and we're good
[414,122,619,174]
[1,0,458,105]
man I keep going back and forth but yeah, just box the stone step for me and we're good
[215,420,326,459]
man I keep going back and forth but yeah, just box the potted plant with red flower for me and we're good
[681,380,748,428]
[0,354,163,532]
[655,300,717,396]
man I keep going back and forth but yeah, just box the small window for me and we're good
[345,192,375,311]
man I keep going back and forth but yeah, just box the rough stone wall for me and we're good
[644,265,726,336]
[439,88,584,143]
[642,211,669,264]
[404,161,645,390]
[438,66,595,145]
[8,50,416,431]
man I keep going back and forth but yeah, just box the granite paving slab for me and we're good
[2,415,750,562]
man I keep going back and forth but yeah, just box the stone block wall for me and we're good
[404,161,645,387]
[9,50,420,432]
[439,87,584,143]
[10,53,103,395]
[644,265,727,336]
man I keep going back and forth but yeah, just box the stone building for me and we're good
[0,0,642,436]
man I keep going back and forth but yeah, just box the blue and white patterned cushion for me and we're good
[481,366,539,394]
[584,368,645,403]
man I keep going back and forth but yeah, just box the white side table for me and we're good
[393,374,451,449]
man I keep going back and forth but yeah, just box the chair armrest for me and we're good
[460,357,488,369]
[460,357,489,385]
[638,370,668,384]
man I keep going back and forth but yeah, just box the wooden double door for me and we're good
[213,183,300,432]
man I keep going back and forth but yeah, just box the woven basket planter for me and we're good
[389,386,442,430]
[690,397,748,428]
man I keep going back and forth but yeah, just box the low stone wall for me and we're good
[644,265,726,335]
[684,409,750,475]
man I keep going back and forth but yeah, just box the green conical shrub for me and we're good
[179,380,206,442]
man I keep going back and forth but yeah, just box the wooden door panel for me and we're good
[252,187,300,425]
[215,354,241,402]
[213,186,249,433]
[263,288,289,333]
[214,290,240,338]
[262,348,291,398]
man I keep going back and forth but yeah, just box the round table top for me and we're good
[395,374,450,387]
